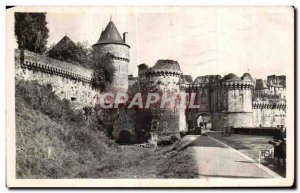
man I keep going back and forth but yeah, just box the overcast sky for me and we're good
[45,7,293,80]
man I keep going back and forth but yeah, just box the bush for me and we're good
[116,130,134,145]
[157,135,180,146]
[16,80,86,124]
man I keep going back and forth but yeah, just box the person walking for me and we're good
[272,126,286,166]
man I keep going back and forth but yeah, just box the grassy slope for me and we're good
[16,80,198,179]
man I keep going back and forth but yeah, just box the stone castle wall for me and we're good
[185,78,255,131]
[15,46,287,141]
[212,112,254,130]
[252,101,286,127]
[15,49,100,107]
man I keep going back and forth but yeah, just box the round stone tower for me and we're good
[211,73,255,130]
[92,20,130,93]
[141,60,183,140]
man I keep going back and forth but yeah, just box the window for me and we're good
[201,89,207,104]
[151,120,159,131]
[239,90,243,96]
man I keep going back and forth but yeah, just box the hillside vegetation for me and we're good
[15,80,198,178]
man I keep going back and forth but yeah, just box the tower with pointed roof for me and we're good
[92,19,130,92]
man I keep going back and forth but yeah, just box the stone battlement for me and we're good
[147,60,182,76]
[252,101,286,110]
[16,49,93,83]
[212,81,255,90]
[190,73,255,90]
[15,49,99,107]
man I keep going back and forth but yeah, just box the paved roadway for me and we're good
[186,135,282,178]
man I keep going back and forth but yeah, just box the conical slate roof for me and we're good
[49,35,77,52]
[93,21,129,47]
[241,73,253,81]
[222,73,240,81]
[255,79,268,90]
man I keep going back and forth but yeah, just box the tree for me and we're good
[90,54,115,91]
[47,39,93,68]
[15,12,49,54]
[76,41,93,66]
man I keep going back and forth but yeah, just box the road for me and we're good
[187,135,282,178]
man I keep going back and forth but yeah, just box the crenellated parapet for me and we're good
[147,70,182,77]
[17,49,93,83]
[21,60,92,83]
[252,101,286,110]
[147,59,182,78]
[15,49,100,107]
[180,83,190,90]
[211,81,255,90]
[190,83,210,88]
[190,73,254,91]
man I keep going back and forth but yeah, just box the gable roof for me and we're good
[49,35,77,53]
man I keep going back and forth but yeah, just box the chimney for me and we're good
[123,32,128,44]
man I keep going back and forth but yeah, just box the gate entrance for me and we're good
[196,113,212,130]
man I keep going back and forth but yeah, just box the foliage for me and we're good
[15,80,198,179]
[76,41,93,67]
[15,80,161,178]
[157,136,179,146]
[90,54,116,91]
[16,80,84,123]
[15,12,49,54]
[47,40,93,68]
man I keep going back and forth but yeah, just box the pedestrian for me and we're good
[272,125,286,166]
[204,122,207,130]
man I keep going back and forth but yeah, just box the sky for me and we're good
[45,7,293,80]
